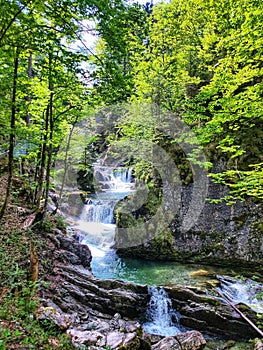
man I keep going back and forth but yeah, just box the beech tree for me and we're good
[93,0,263,201]
[0,0,132,218]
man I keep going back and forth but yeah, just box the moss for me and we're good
[198,231,207,239]
[252,221,263,233]
[210,231,218,239]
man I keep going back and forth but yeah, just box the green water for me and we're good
[91,248,245,287]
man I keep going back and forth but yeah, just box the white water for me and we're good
[218,276,263,313]
[144,286,181,336]
[71,162,263,337]
[76,163,134,257]
[75,164,185,336]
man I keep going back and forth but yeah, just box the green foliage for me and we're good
[0,0,262,206]
[91,2,148,104]
[0,224,73,349]
[0,289,73,349]
[0,229,28,288]
[95,0,263,202]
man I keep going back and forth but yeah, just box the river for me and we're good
[64,163,262,346]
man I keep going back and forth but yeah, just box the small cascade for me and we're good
[218,276,263,313]
[93,165,133,193]
[80,166,133,225]
[76,164,134,259]
[144,286,181,336]
[80,199,115,224]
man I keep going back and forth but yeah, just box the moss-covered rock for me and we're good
[115,180,263,268]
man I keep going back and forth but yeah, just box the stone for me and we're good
[97,321,111,332]
[40,223,258,348]
[37,306,70,330]
[190,269,211,277]
[125,320,141,333]
[163,285,259,340]
[106,331,124,348]
[122,332,141,349]
[152,331,206,350]
[67,329,105,347]
[152,336,182,350]
[116,180,263,267]
[176,331,206,349]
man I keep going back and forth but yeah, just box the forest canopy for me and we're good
[0,0,262,219]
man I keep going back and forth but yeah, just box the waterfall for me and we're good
[93,165,133,194]
[80,200,115,224]
[76,165,134,258]
[143,286,181,336]
[218,276,263,313]
[79,165,133,226]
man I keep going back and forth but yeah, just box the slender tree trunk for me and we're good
[33,137,43,203]
[0,48,19,220]
[53,123,75,214]
[34,106,49,208]
[42,50,54,215]
[21,52,33,175]
[43,92,54,214]
[25,52,33,126]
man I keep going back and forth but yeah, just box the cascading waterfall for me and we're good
[68,161,263,337]
[143,286,181,336]
[79,166,133,225]
[80,200,115,224]
[75,163,134,258]
[93,165,133,193]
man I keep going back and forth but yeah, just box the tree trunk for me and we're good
[0,48,19,220]
[53,123,76,214]
[34,106,48,209]
[42,51,54,215]
[21,52,33,175]
[43,91,54,214]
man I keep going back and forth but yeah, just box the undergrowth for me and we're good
[0,225,73,349]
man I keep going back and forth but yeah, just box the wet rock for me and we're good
[46,229,92,269]
[44,230,148,318]
[40,224,256,348]
[56,234,92,268]
[164,285,259,340]
[40,227,150,349]
[190,269,211,277]
[151,331,206,350]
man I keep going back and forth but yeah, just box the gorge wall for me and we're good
[115,180,263,268]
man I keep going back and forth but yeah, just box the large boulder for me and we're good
[152,331,206,350]
[40,228,148,320]
[115,180,263,268]
[164,285,259,340]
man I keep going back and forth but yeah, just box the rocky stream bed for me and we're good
[36,227,263,349]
